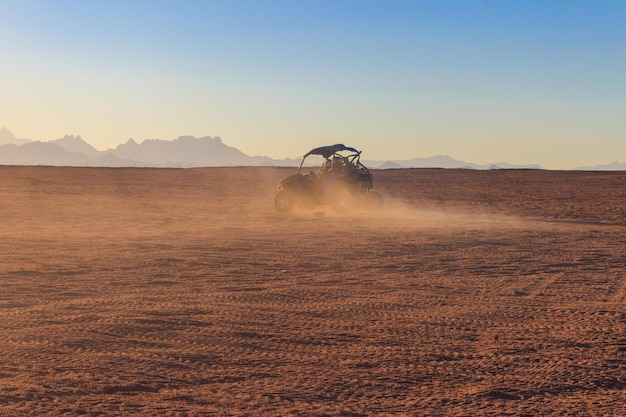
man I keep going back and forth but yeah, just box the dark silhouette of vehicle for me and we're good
[274,144,384,213]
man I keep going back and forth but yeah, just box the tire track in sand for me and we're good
[515,272,564,299]
[606,272,626,303]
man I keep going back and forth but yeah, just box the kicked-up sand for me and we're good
[0,166,624,416]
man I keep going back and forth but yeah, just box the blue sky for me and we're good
[1,0,625,168]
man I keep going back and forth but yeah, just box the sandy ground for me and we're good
[1,166,625,416]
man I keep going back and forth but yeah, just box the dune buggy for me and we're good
[274,144,384,213]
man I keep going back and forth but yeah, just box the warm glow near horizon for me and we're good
[1,0,625,169]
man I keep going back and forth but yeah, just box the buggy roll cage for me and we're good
[296,144,369,175]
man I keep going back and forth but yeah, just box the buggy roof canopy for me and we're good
[304,144,360,159]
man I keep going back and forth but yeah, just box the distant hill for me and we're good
[576,161,626,171]
[365,156,542,170]
[0,126,594,170]
[108,136,251,166]
[52,135,101,158]
[392,155,468,169]
[0,141,146,167]
[378,161,403,169]
[0,133,254,167]
[0,127,31,146]
[0,141,92,166]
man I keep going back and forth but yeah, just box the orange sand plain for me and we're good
[1,166,625,416]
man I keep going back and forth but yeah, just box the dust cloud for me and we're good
[288,193,532,233]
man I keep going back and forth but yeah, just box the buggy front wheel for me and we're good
[274,191,296,213]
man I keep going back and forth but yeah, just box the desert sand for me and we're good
[1,165,624,416]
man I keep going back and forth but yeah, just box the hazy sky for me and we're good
[1,0,625,168]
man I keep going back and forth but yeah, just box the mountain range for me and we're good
[1,127,623,170]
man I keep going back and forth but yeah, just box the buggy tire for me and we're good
[274,191,296,213]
